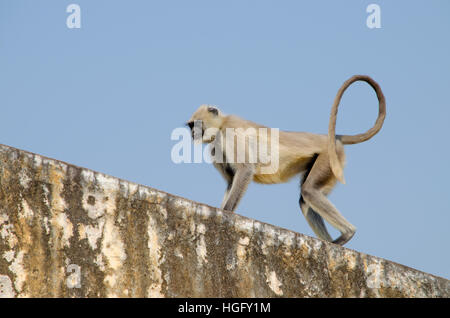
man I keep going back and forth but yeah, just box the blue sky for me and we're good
[1,1,449,279]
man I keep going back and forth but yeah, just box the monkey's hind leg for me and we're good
[301,153,356,246]
[299,155,333,242]
[299,197,333,242]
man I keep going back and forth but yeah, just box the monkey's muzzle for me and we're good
[186,121,203,141]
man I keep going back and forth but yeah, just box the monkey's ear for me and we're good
[207,106,219,116]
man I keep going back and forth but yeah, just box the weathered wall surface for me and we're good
[0,143,448,298]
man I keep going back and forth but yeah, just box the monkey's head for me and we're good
[186,105,225,143]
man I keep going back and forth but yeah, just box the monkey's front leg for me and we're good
[221,165,254,212]
[220,183,232,210]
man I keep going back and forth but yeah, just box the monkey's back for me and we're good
[221,115,335,184]
[254,132,329,184]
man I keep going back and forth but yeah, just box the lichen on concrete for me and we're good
[0,143,449,297]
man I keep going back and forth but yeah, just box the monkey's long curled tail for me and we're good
[328,75,386,184]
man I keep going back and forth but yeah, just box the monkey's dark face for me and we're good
[185,120,204,141]
[187,105,224,143]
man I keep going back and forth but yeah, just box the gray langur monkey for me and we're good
[186,75,386,245]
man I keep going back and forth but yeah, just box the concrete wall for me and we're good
[0,143,448,297]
